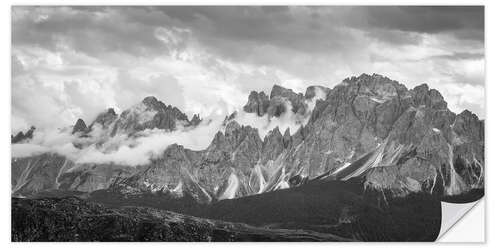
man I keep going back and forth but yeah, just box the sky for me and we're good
[11,6,485,133]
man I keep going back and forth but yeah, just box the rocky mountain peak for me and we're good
[411,83,447,109]
[211,120,262,152]
[109,96,192,136]
[243,91,270,116]
[453,109,483,141]
[458,109,478,120]
[105,108,117,116]
[305,85,329,99]
[72,118,88,134]
[270,84,301,99]
[190,114,202,126]
[244,84,317,117]
[11,126,35,144]
[142,95,159,104]
[11,74,484,206]
[141,96,168,112]
[262,127,285,162]
[340,73,408,100]
[91,108,118,129]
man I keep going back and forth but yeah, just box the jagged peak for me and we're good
[91,108,118,128]
[190,114,202,126]
[412,83,444,98]
[225,120,241,132]
[412,83,430,92]
[244,91,270,116]
[264,126,282,140]
[283,127,291,137]
[104,108,117,116]
[457,109,479,120]
[270,84,286,92]
[137,96,169,112]
[271,126,281,134]
[224,120,260,138]
[11,126,35,143]
[342,73,399,85]
[75,118,86,124]
[142,95,159,104]
[410,83,447,110]
[249,90,269,98]
[72,118,88,134]
[305,85,329,99]
[270,84,298,98]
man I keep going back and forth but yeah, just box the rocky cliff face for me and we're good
[11,73,484,203]
[90,108,118,130]
[72,119,88,134]
[243,84,328,117]
[72,96,197,139]
[110,96,192,136]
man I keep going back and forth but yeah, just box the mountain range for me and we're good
[11,73,485,241]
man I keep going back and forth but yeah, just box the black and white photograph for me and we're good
[9,5,486,242]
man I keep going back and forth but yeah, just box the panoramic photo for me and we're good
[11,6,484,241]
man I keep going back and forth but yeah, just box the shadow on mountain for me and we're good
[441,188,484,204]
[87,178,441,241]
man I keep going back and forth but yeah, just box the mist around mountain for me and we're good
[11,73,484,242]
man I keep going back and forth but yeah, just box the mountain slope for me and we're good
[11,73,484,202]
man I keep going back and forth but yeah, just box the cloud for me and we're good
[349,6,483,38]
[12,6,177,58]
[76,116,226,165]
[11,6,485,134]
[440,83,485,118]
[234,86,327,139]
[11,87,329,166]
[11,127,80,158]
[11,112,227,166]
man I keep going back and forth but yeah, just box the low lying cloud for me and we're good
[12,144,51,158]
[76,116,225,165]
[234,86,327,139]
[11,86,327,166]
[440,83,485,117]
[11,113,227,166]
[11,128,80,158]
[234,105,305,140]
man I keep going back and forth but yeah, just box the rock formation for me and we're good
[72,119,88,134]
[11,126,35,143]
[11,73,484,202]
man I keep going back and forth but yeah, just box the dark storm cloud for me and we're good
[431,52,484,61]
[12,6,484,61]
[349,6,483,37]
[12,6,183,58]
[153,6,484,64]
[157,6,353,52]
[157,6,484,39]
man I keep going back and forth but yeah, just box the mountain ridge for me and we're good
[11,73,484,205]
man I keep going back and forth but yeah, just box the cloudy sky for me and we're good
[11,6,484,132]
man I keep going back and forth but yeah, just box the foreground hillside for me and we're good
[88,177,444,241]
[12,197,349,242]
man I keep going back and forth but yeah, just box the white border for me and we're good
[2,0,497,248]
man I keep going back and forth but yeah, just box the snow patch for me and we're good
[219,172,240,200]
[370,97,385,103]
